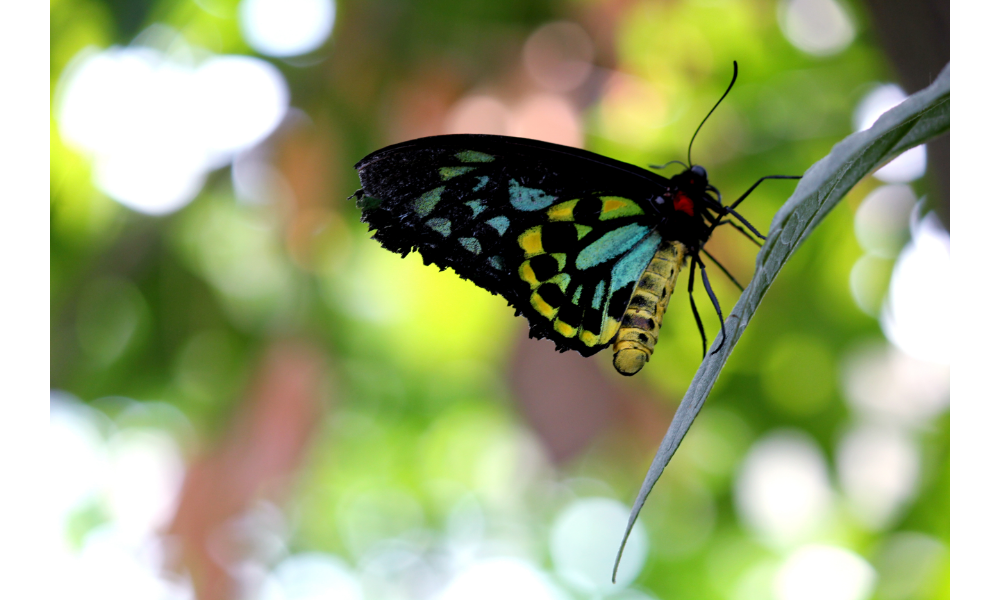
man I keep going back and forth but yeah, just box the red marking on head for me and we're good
[673,192,694,216]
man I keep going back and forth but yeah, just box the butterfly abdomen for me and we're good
[612,241,687,376]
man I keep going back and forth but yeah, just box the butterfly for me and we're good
[351,63,798,376]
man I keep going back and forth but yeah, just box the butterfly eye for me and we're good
[654,196,665,205]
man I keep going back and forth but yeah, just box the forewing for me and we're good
[355,134,670,356]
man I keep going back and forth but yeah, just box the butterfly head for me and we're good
[688,165,708,186]
[649,164,723,249]
[658,165,710,217]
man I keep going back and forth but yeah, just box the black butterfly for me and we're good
[352,63,797,375]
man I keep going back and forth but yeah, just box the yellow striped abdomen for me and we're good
[612,241,687,375]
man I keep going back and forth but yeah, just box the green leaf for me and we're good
[613,64,950,581]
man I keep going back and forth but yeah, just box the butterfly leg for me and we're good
[688,256,708,358]
[728,175,802,212]
[697,256,727,355]
[720,174,802,240]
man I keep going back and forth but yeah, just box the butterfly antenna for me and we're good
[649,160,688,171]
[687,260,708,358]
[688,61,739,167]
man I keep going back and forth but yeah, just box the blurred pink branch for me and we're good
[509,333,673,465]
[166,341,331,600]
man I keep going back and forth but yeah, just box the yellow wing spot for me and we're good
[547,199,579,222]
[530,291,558,319]
[554,320,577,338]
[599,316,621,345]
[518,261,541,288]
[549,272,571,293]
[580,329,600,347]
[574,224,592,240]
[599,196,644,220]
[519,226,544,257]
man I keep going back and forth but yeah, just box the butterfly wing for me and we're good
[355,134,675,357]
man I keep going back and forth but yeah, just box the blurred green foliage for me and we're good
[51,0,948,598]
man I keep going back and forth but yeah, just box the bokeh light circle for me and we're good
[438,557,564,600]
[836,424,919,529]
[779,0,855,56]
[549,497,648,593]
[853,84,926,183]
[262,553,363,600]
[239,0,336,57]
[734,431,833,545]
[881,214,951,364]
[195,55,290,154]
[55,32,289,215]
[854,185,917,258]
[522,21,594,92]
[774,544,876,600]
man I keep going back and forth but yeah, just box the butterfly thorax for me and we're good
[650,165,714,251]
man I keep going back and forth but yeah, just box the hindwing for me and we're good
[355,134,676,356]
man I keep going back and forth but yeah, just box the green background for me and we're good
[50,0,949,598]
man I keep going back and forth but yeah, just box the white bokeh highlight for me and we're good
[734,431,834,546]
[56,31,289,215]
[775,545,876,600]
[437,557,565,600]
[873,146,926,183]
[836,425,920,529]
[549,498,648,593]
[239,0,336,58]
[881,214,951,364]
[853,85,906,131]
[70,525,194,600]
[106,429,186,539]
[854,185,917,258]
[842,343,950,427]
[854,84,926,183]
[779,0,856,56]
[50,392,194,600]
[849,185,918,316]
[51,393,111,521]
[261,553,363,600]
